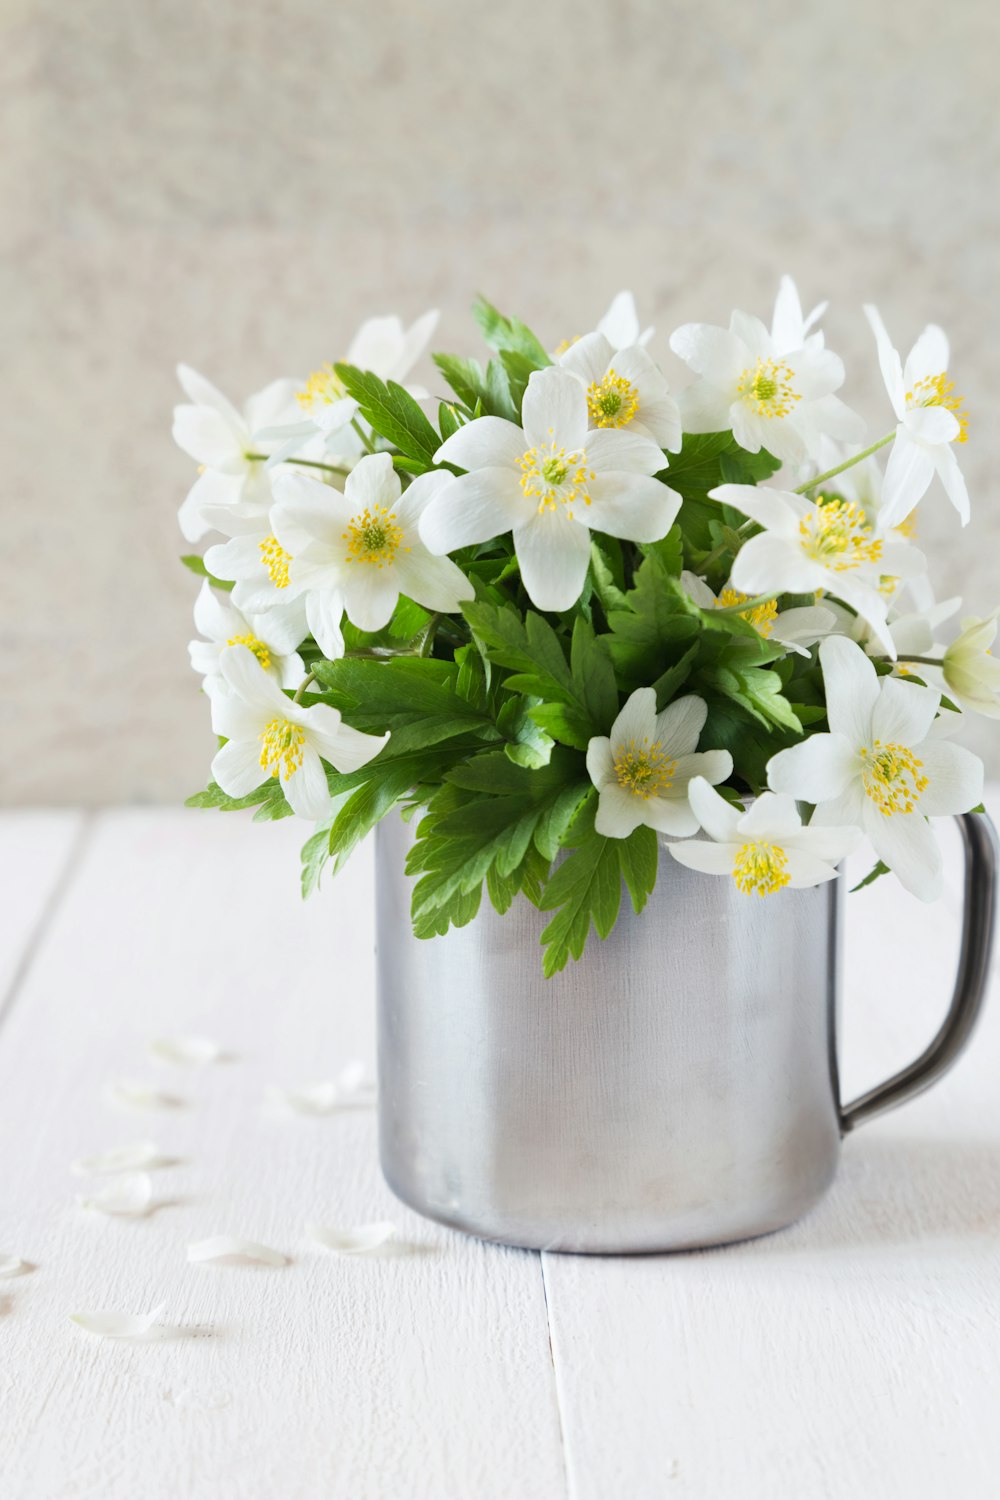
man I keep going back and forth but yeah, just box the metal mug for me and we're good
[375,810,998,1253]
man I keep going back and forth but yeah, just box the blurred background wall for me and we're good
[3,0,998,804]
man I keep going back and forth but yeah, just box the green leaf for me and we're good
[485,358,518,422]
[301,821,334,898]
[537,795,622,977]
[185,778,290,818]
[432,354,487,413]
[850,859,890,894]
[438,401,462,442]
[472,296,551,367]
[589,540,628,613]
[311,657,500,753]
[650,641,700,708]
[661,432,781,551]
[603,539,699,685]
[619,824,659,914]
[180,555,235,591]
[703,663,802,733]
[463,601,600,749]
[333,364,441,466]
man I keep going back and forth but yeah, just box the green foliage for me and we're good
[663,432,781,554]
[180,555,234,591]
[471,296,551,367]
[186,778,292,820]
[850,860,890,893]
[333,363,441,467]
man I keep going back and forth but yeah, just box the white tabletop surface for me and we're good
[0,798,998,1500]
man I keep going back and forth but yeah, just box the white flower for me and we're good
[586,689,732,838]
[271,454,474,658]
[188,580,306,695]
[596,290,653,351]
[210,646,387,820]
[942,609,1000,718]
[864,305,970,528]
[766,636,984,900]
[769,274,828,356]
[262,311,438,464]
[173,366,298,543]
[557,333,682,450]
[668,778,860,894]
[680,569,835,657]
[711,482,924,656]
[421,367,682,612]
[203,509,303,619]
[824,576,960,673]
[670,290,863,465]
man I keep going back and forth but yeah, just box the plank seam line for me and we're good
[0,811,95,1034]
[540,1252,575,1500]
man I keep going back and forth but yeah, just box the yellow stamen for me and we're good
[296,364,344,411]
[717,588,778,637]
[613,738,677,800]
[859,739,928,816]
[799,497,883,573]
[342,504,408,568]
[553,335,580,356]
[518,434,594,518]
[258,718,305,779]
[226,632,271,671]
[732,841,791,896]
[906,372,969,443]
[736,358,801,419]
[586,369,640,429]
[259,535,292,589]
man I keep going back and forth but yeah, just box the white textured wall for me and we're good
[3,0,998,803]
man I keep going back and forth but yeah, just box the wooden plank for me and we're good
[0,810,567,1500]
[542,795,1000,1500]
[0,811,87,1011]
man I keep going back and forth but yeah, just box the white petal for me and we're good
[212,738,268,800]
[77,1173,153,1217]
[781,849,841,889]
[172,405,243,473]
[598,290,641,350]
[594,784,647,838]
[668,840,738,877]
[907,405,959,444]
[669,323,743,385]
[792,822,863,864]
[266,1081,340,1115]
[640,797,700,837]
[306,1222,396,1255]
[106,1081,186,1111]
[687,777,742,842]
[177,364,243,427]
[766,733,858,802]
[70,1302,169,1341]
[392,468,452,527]
[818,635,880,745]
[681,570,717,608]
[865,808,943,901]
[186,1237,288,1267]
[871,674,940,748]
[394,548,474,615]
[150,1036,225,1067]
[737,792,804,841]
[880,429,935,528]
[585,428,665,476]
[435,416,525,471]
[341,567,401,633]
[916,742,984,816]
[863,305,906,419]
[932,443,971,525]
[512,512,591,611]
[219,644,291,712]
[671,749,733,788]
[653,694,707,757]
[418,470,528,553]
[903,323,950,388]
[71,1142,166,1176]
[610,688,657,750]
[343,452,400,510]
[282,747,332,821]
[731,533,820,596]
[677,380,732,433]
[305,590,346,662]
[521,367,588,451]
[586,736,615,790]
[583,473,681,543]
[558,330,614,384]
[305,707,388,773]
[0,1257,29,1279]
[709,484,800,537]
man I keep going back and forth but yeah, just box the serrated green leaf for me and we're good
[333,364,440,466]
[618,824,659,914]
[537,796,622,977]
[433,353,487,413]
[703,663,802,733]
[472,296,551,366]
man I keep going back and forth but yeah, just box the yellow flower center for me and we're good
[259,535,292,588]
[296,364,344,412]
[717,588,779,637]
[906,372,969,443]
[859,739,929,816]
[553,335,581,356]
[736,358,801,419]
[799,498,883,573]
[586,369,640,428]
[895,512,918,540]
[342,504,407,568]
[258,718,305,779]
[226,633,272,671]
[613,738,677,800]
[732,841,791,896]
[518,438,594,519]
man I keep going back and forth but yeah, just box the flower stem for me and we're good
[877,654,944,668]
[246,452,351,478]
[419,612,443,658]
[794,432,895,494]
[351,418,377,456]
[293,671,316,703]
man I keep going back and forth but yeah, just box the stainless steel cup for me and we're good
[375,811,997,1253]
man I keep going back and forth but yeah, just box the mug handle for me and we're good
[840,811,999,1133]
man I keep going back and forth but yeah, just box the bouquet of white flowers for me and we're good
[175,282,996,975]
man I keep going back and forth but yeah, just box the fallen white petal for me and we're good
[72,1141,166,1176]
[336,1060,376,1100]
[186,1236,288,1267]
[107,1081,186,1111]
[266,1081,338,1115]
[77,1172,154,1217]
[70,1301,168,1340]
[151,1035,225,1067]
[306,1221,396,1255]
[0,1256,29,1279]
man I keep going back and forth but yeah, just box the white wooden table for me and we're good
[1,800,998,1500]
